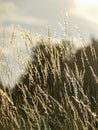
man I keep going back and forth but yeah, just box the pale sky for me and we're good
[1,0,98,39]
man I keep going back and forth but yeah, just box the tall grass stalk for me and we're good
[0,25,98,130]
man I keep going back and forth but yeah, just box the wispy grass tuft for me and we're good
[0,23,98,130]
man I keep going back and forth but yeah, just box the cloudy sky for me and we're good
[1,0,98,40]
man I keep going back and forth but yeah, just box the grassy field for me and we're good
[0,26,98,130]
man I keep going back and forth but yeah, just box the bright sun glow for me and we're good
[75,0,98,9]
[73,0,98,24]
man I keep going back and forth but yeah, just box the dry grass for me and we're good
[0,26,98,130]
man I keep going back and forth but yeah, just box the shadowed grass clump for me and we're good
[74,38,98,114]
[0,33,98,130]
